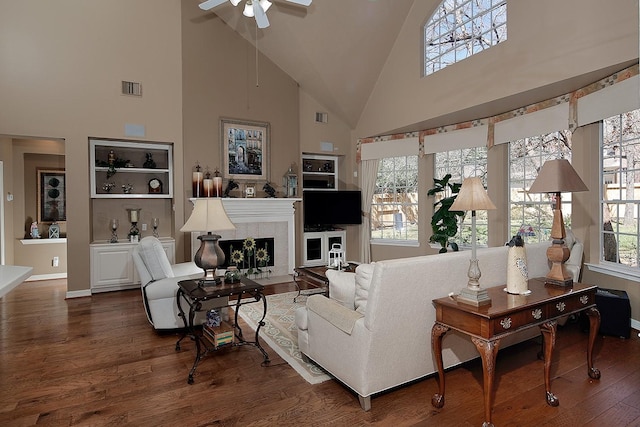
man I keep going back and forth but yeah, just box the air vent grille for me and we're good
[315,112,328,124]
[121,81,142,96]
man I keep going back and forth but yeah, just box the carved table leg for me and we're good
[471,337,500,427]
[431,323,450,408]
[539,320,559,406]
[586,307,602,380]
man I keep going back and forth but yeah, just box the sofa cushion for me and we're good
[354,263,375,315]
[326,269,356,309]
[139,237,174,281]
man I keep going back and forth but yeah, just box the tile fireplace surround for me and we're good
[189,198,302,277]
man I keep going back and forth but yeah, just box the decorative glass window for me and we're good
[424,0,507,76]
[509,130,573,243]
[434,147,488,247]
[370,156,419,241]
[601,109,640,268]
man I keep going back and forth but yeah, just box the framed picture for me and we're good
[37,169,66,223]
[221,118,270,181]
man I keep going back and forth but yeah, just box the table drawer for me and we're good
[490,305,549,334]
[547,292,594,318]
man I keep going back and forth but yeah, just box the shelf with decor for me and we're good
[90,138,173,198]
[302,154,338,190]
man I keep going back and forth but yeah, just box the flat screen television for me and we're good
[303,190,362,228]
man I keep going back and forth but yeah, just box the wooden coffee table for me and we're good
[293,264,357,302]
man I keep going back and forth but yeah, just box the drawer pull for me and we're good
[500,317,512,329]
[532,308,543,320]
[580,295,589,305]
[556,302,566,312]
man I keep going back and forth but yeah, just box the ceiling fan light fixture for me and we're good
[230,0,241,6]
[243,1,255,17]
[259,0,272,12]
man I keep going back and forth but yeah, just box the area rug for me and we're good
[235,291,332,384]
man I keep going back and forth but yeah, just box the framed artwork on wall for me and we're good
[37,169,66,223]
[221,118,270,182]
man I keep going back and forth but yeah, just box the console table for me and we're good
[431,278,601,427]
[176,277,270,384]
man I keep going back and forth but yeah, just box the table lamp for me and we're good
[449,177,496,306]
[528,159,588,286]
[180,198,236,284]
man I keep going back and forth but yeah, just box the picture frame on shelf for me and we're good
[221,117,270,182]
[37,169,66,223]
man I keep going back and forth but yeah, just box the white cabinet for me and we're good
[302,154,338,190]
[90,239,175,293]
[302,230,346,267]
[90,138,173,198]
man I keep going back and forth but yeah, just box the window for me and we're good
[370,156,419,241]
[434,147,488,247]
[601,109,640,268]
[509,130,573,243]
[424,0,507,76]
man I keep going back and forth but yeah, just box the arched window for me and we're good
[424,0,507,76]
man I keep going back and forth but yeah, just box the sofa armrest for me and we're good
[307,295,363,335]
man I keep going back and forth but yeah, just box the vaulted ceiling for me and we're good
[194,0,419,129]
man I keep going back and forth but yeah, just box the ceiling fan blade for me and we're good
[253,2,270,28]
[199,0,228,11]
[284,0,312,6]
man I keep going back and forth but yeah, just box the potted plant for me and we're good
[428,174,464,253]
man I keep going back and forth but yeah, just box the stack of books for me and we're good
[203,321,234,349]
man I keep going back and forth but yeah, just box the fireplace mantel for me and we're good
[188,198,302,275]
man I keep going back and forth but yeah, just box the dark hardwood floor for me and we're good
[1,279,639,426]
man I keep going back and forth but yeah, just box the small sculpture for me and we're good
[224,180,239,198]
[30,221,40,239]
[263,182,276,198]
[143,153,156,169]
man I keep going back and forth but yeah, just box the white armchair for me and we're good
[132,236,226,330]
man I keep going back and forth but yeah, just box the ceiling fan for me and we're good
[199,0,312,29]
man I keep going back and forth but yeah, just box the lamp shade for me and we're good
[180,198,236,233]
[449,177,496,211]
[528,159,588,193]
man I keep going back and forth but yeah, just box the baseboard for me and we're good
[26,273,67,281]
[66,289,91,299]
[632,318,640,333]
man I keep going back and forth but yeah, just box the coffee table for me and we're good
[293,263,357,302]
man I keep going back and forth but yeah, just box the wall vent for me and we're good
[121,80,142,96]
[315,112,328,124]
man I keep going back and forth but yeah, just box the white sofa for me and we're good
[295,236,583,410]
[132,236,227,330]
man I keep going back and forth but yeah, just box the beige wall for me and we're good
[0,1,183,293]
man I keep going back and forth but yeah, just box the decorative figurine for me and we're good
[30,221,40,239]
[224,180,239,197]
[263,182,276,198]
[143,152,156,169]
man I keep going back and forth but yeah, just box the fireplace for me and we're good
[189,198,300,277]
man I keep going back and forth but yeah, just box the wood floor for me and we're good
[1,279,640,427]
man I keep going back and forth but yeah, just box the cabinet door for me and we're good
[91,246,134,291]
[303,234,325,266]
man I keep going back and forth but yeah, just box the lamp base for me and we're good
[194,233,225,286]
[457,287,492,306]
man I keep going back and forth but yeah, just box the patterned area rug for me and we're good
[236,291,332,384]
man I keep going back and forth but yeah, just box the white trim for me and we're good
[585,262,640,282]
[370,239,419,247]
[423,125,488,154]
[66,289,92,299]
[631,318,640,333]
[494,103,569,145]
[26,273,67,281]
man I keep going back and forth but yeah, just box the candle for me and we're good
[203,177,213,197]
[192,164,203,197]
[213,176,223,197]
[130,210,138,223]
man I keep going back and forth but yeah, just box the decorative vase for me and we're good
[507,235,528,294]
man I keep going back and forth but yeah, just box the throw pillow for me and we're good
[326,269,356,309]
[139,236,174,281]
[354,263,375,315]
